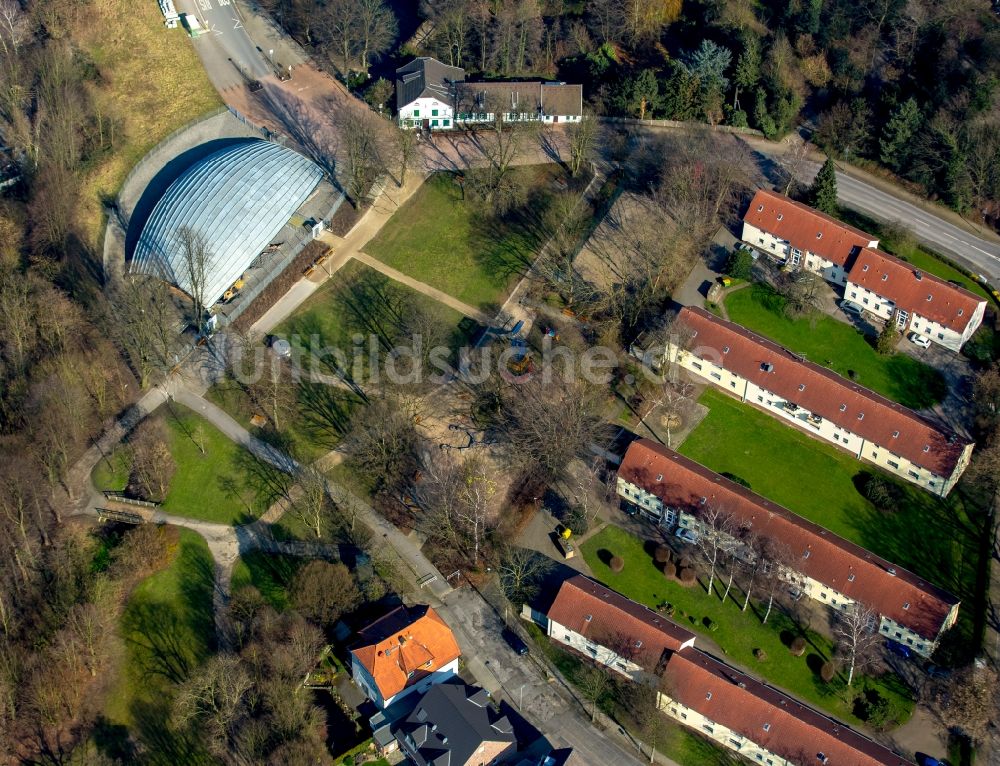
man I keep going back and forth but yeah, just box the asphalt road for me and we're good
[748,140,1000,289]
[176,0,271,89]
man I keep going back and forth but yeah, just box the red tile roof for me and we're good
[664,648,915,766]
[547,575,696,670]
[847,249,984,334]
[743,189,878,267]
[619,439,958,641]
[677,306,970,478]
[351,605,461,700]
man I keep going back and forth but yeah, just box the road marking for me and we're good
[197,0,212,10]
[234,17,243,29]
[217,0,230,4]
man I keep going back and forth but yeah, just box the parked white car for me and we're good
[674,528,699,544]
[908,332,931,349]
[838,299,865,316]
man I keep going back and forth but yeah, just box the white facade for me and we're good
[665,342,972,497]
[545,617,648,681]
[399,105,582,130]
[616,476,675,527]
[398,97,454,130]
[844,280,986,353]
[350,655,459,710]
[657,694,798,766]
[740,221,857,286]
[673,510,951,657]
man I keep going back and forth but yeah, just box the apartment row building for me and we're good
[666,306,973,496]
[528,574,914,766]
[742,189,987,352]
[395,57,583,130]
[617,439,960,657]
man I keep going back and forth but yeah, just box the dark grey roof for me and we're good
[395,57,465,110]
[131,140,322,305]
[396,681,515,766]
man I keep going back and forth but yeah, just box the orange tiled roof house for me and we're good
[350,604,462,710]
[741,189,986,352]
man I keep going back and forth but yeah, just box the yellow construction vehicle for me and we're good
[222,278,245,303]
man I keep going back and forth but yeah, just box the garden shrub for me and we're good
[790,636,806,656]
[820,662,836,682]
[754,648,767,662]
[679,567,696,584]
[663,562,677,578]
[654,545,671,564]
[610,556,624,573]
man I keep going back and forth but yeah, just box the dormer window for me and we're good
[803,550,811,559]
[882,274,888,281]
[700,497,708,505]
[757,204,764,212]
[816,232,823,239]
[798,384,805,391]
[858,412,865,420]
[777,213,784,221]
[585,614,593,621]
[892,430,899,438]
[706,692,712,700]
[656,474,663,481]
[839,404,847,412]
[763,723,771,732]
[863,264,870,272]
[723,346,730,354]
[903,602,910,610]
[958,308,964,316]
[926,294,933,301]
[635,640,643,648]
[848,573,855,582]
[923,445,930,452]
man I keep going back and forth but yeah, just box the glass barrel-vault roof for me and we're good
[131,140,324,306]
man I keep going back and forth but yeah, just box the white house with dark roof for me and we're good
[395,57,582,130]
[617,439,960,657]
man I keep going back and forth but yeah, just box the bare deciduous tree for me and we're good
[694,503,735,597]
[497,545,551,604]
[290,561,360,628]
[566,113,598,178]
[178,226,211,331]
[834,601,880,686]
[578,663,612,722]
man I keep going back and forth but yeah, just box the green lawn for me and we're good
[725,283,946,409]
[364,166,561,309]
[274,261,480,392]
[679,389,985,658]
[581,526,915,729]
[231,551,303,611]
[92,405,287,525]
[104,528,216,762]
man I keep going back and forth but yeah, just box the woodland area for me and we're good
[263,0,1000,222]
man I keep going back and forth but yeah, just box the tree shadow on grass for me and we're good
[297,380,365,446]
[884,355,948,409]
[129,696,213,766]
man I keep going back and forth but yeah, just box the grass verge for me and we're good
[581,525,914,729]
[364,166,563,309]
[724,283,947,409]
